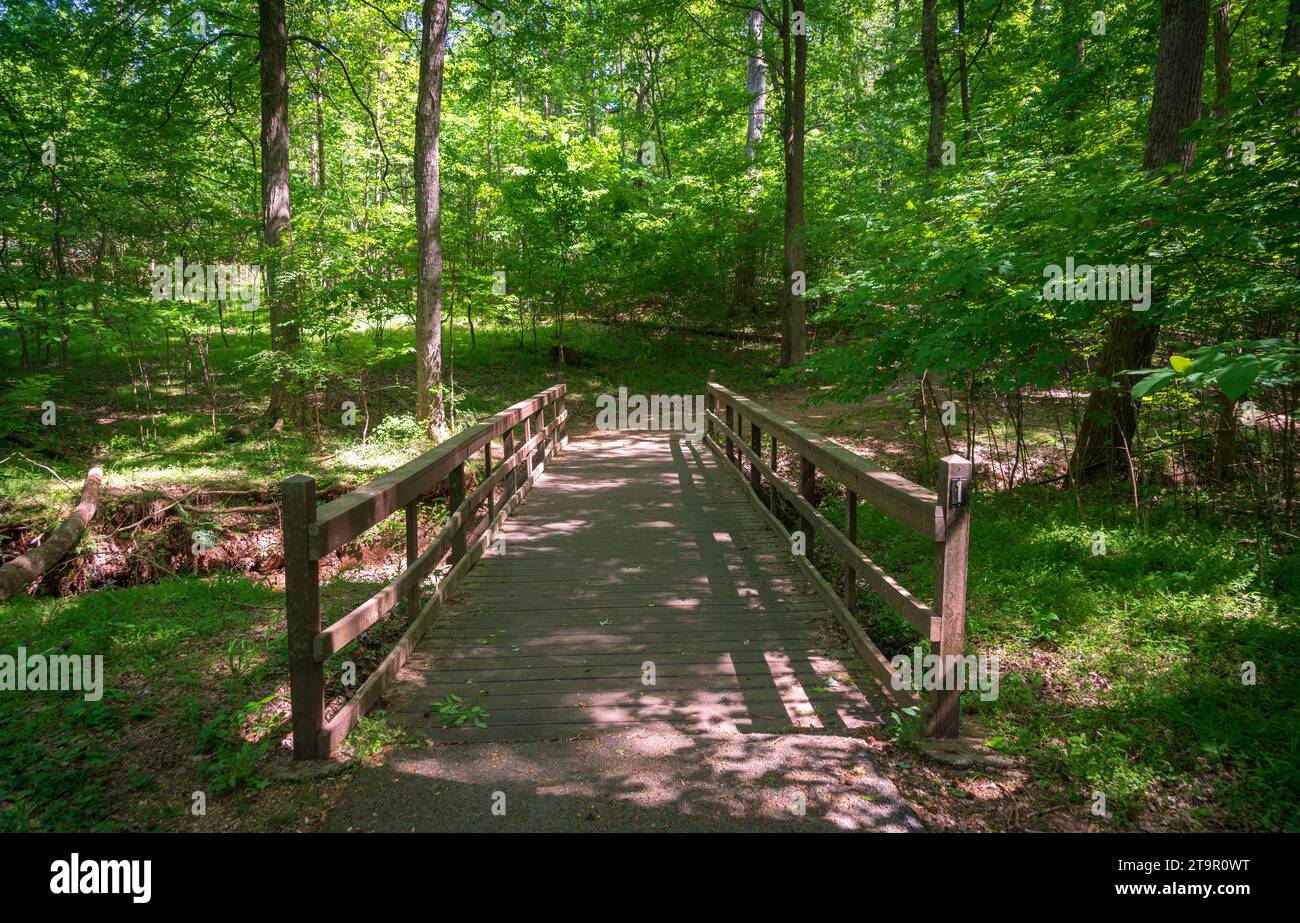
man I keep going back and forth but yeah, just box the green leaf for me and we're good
[1215,357,1259,401]
[1169,355,1193,375]
[1132,369,1176,399]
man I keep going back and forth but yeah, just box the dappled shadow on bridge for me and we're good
[342,431,914,829]
[390,431,887,741]
[324,726,922,832]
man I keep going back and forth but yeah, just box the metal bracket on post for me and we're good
[948,476,969,509]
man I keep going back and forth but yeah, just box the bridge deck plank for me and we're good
[380,432,890,742]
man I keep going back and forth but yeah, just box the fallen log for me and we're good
[0,465,103,603]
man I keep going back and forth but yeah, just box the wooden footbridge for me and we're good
[281,380,971,760]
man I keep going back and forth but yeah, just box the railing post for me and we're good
[725,404,735,465]
[523,414,534,481]
[768,434,778,512]
[739,415,748,475]
[405,500,419,623]
[533,408,545,471]
[484,443,495,522]
[930,454,972,738]
[844,489,858,612]
[706,370,715,442]
[449,462,467,563]
[503,427,516,499]
[558,383,567,448]
[750,419,763,497]
[282,475,324,760]
[799,456,817,553]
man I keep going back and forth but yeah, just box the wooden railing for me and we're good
[703,376,972,737]
[281,383,567,759]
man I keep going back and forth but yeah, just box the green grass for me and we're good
[1,317,773,524]
[0,574,288,831]
[822,484,1300,830]
[973,489,1299,831]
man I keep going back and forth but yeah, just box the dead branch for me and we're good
[0,466,104,602]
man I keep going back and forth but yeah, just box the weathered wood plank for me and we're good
[312,415,564,660]
[708,413,939,639]
[928,454,972,737]
[315,433,563,754]
[309,385,564,558]
[705,433,923,710]
[375,429,896,747]
[709,383,941,538]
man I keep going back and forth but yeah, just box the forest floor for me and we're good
[0,319,1295,832]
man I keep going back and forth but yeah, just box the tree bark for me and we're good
[313,60,326,188]
[733,8,766,314]
[744,10,767,162]
[1285,0,1300,56]
[1070,0,1209,482]
[1210,0,1239,479]
[778,0,808,368]
[259,0,297,422]
[415,0,450,434]
[0,466,102,602]
[1142,0,1210,173]
[922,0,947,173]
[1212,1,1231,120]
[957,0,971,138]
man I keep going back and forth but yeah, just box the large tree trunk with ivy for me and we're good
[259,0,297,423]
[778,0,807,368]
[415,0,450,434]
[1070,0,1208,482]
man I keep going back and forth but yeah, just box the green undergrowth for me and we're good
[1,318,772,525]
[821,484,1299,830]
[0,574,286,830]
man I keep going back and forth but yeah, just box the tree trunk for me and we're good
[733,8,766,314]
[744,10,767,162]
[313,60,326,188]
[1210,1,1239,479]
[778,0,808,368]
[259,0,297,422]
[415,0,450,434]
[1286,0,1300,56]
[922,0,947,173]
[1142,0,1210,173]
[957,0,971,138]
[1070,0,1209,482]
[1212,1,1231,120]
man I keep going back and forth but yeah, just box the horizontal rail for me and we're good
[315,432,563,755]
[708,410,938,640]
[283,383,567,760]
[313,411,564,660]
[708,382,942,539]
[309,384,565,559]
[705,375,971,737]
